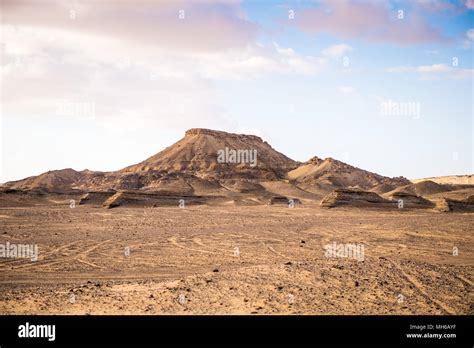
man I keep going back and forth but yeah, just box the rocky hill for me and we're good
[289,156,410,192]
[121,128,299,180]
[3,128,447,208]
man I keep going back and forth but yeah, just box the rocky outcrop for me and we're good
[321,189,395,208]
[268,196,301,206]
[387,192,435,209]
[102,191,206,209]
[79,191,116,205]
[434,195,474,212]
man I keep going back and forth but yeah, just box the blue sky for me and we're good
[1,0,473,182]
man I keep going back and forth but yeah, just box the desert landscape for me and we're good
[0,128,473,315]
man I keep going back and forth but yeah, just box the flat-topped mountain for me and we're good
[2,128,437,205]
[121,128,298,180]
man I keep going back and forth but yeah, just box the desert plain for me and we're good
[0,199,472,315]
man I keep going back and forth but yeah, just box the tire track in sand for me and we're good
[192,237,240,256]
[386,257,456,315]
[168,237,215,254]
[12,239,112,270]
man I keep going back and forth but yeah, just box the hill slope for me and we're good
[289,156,410,192]
[121,128,298,180]
[385,180,453,197]
[412,175,474,185]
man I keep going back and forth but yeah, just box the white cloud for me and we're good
[467,28,474,41]
[0,21,326,138]
[0,0,271,134]
[1,0,257,53]
[337,86,354,94]
[465,0,474,10]
[462,28,474,49]
[417,64,452,73]
[0,25,224,133]
[322,44,353,59]
[386,66,413,73]
[195,44,326,80]
[386,64,473,79]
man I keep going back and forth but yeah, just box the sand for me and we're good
[0,203,472,315]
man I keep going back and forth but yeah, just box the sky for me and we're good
[0,0,473,182]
